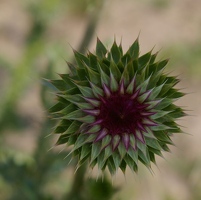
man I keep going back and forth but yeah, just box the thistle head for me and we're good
[49,38,185,175]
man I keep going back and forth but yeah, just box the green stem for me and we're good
[77,1,104,54]
[64,164,87,200]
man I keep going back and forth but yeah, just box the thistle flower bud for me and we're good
[49,38,185,175]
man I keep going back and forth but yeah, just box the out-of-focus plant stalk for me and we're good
[77,1,105,54]
[64,164,87,200]
[0,17,44,125]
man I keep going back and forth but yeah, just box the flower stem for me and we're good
[64,164,87,200]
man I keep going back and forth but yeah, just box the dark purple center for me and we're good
[96,92,149,136]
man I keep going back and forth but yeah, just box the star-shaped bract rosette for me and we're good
[49,38,185,175]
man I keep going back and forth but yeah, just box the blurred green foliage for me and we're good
[83,178,118,200]
[166,41,201,78]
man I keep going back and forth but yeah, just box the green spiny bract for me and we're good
[48,38,185,175]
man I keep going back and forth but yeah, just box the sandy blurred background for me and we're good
[0,0,201,200]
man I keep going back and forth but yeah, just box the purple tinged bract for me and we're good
[48,38,185,175]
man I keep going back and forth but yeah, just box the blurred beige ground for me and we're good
[1,0,201,199]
